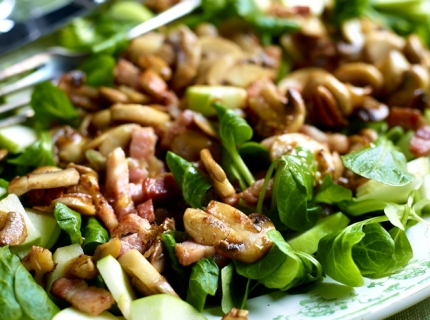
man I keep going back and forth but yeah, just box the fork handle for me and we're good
[127,0,201,40]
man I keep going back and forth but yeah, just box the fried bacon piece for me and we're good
[51,278,114,316]
[175,241,216,266]
[106,148,136,220]
[410,125,430,157]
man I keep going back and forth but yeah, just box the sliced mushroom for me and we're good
[126,32,166,64]
[167,26,201,91]
[341,19,364,48]
[99,86,129,104]
[262,133,335,182]
[303,71,353,115]
[8,167,80,196]
[363,31,405,64]
[200,148,236,199]
[110,104,170,128]
[277,67,326,95]
[84,124,138,156]
[334,62,383,92]
[138,54,172,81]
[205,54,241,85]
[0,211,27,246]
[224,63,275,88]
[377,50,410,95]
[91,109,111,131]
[248,80,306,136]
[117,85,152,104]
[199,35,244,60]
[404,34,427,65]
[387,64,430,106]
[139,69,168,99]
[183,201,275,263]
[50,193,96,216]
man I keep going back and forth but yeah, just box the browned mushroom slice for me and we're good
[363,31,405,64]
[138,54,172,81]
[80,173,119,232]
[126,32,166,64]
[183,201,274,263]
[8,167,80,196]
[377,50,410,95]
[248,80,306,136]
[277,67,325,94]
[50,193,96,216]
[110,104,170,128]
[21,246,55,286]
[262,133,336,182]
[0,211,27,246]
[224,64,275,88]
[200,148,236,200]
[167,26,201,91]
[334,62,384,92]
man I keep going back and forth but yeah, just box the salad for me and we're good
[1,0,430,319]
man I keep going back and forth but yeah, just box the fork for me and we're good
[0,0,201,128]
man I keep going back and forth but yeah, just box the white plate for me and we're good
[204,217,430,320]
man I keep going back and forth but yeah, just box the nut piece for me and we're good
[183,201,275,263]
[0,211,27,246]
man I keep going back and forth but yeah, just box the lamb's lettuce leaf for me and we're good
[0,246,59,320]
[53,202,83,245]
[30,81,80,130]
[8,131,55,169]
[82,217,109,255]
[78,54,116,87]
[166,151,213,209]
[341,137,413,186]
[186,257,219,312]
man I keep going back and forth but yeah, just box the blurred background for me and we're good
[0,0,106,55]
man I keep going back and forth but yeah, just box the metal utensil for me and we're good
[0,0,201,127]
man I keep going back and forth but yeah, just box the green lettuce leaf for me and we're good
[0,246,59,320]
[54,202,83,245]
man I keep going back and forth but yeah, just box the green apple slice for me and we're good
[286,212,350,254]
[0,125,38,154]
[186,85,247,117]
[11,208,61,258]
[0,194,41,252]
[97,255,137,320]
[46,243,84,292]
[130,294,207,320]
[53,307,119,320]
